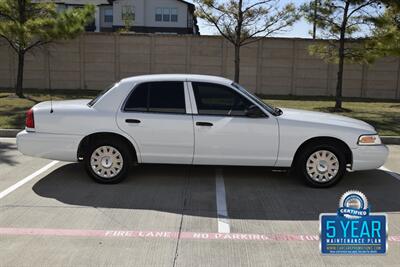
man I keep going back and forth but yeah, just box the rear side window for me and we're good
[192,82,252,116]
[124,83,148,111]
[124,82,186,114]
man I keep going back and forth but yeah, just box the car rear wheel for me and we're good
[84,140,132,184]
[296,144,346,187]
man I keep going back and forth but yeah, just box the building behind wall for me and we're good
[43,0,199,34]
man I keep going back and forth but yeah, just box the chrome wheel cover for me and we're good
[306,150,339,183]
[90,146,123,179]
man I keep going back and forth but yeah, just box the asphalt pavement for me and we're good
[0,138,400,266]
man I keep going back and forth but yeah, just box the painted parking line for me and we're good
[0,161,59,199]
[379,166,400,181]
[0,227,399,242]
[215,168,230,233]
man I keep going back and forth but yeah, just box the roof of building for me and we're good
[38,0,194,7]
[108,0,194,8]
[36,0,110,5]
[177,0,195,8]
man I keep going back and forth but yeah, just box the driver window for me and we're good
[192,82,252,116]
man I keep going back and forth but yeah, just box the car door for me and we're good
[189,82,279,166]
[117,81,194,164]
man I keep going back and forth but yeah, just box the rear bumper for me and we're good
[351,145,389,171]
[16,130,82,162]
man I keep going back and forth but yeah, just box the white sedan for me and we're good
[17,74,388,187]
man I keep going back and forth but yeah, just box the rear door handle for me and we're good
[126,119,141,124]
[196,122,213,127]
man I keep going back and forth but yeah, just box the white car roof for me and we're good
[119,74,233,86]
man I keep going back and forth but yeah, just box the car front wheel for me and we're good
[296,144,346,187]
[84,140,132,184]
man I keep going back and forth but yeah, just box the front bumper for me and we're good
[16,130,82,162]
[351,144,389,171]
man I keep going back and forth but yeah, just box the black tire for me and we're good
[294,142,347,188]
[84,139,132,184]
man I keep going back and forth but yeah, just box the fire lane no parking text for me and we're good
[1,227,399,242]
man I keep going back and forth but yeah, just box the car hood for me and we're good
[278,108,376,132]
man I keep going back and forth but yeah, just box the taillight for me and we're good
[26,108,35,129]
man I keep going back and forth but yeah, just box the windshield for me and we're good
[87,83,116,107]
[231,82,278,115]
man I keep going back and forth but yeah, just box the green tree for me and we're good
[0,0,94,97]
[195,0,299,83]
[369,1,400,56]
[121,5,135,32]
[302,0,383,110]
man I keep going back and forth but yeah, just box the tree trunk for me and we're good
[335,2,350,110]
[16,51,25,98]
[233,0,243,83]
[234,45,240,83]
[312,0,318,39]
[335,44,344,110]
[15,0,26,98]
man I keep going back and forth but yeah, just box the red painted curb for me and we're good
[1,227,399,242]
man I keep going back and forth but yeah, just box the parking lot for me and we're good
[1,137,400,266]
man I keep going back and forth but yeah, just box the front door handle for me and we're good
[196,122,213,127]
[126,119,141,124]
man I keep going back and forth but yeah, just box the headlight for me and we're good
[358,134,382,145]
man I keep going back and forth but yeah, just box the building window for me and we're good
[122,5,135,22]
[104,9,113,23]
[155,8,178,22]
[171,8,178,22]
[163,8,170,22]
[155,8,162,21]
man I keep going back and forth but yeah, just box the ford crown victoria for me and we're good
[17,74,388,187]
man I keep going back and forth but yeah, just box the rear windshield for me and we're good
[87,83,116,107]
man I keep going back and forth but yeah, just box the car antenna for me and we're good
[48,49,53,114]
[50,90,53,114]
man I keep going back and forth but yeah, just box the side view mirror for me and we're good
[245,105,265,118]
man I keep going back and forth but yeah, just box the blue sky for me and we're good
[188,0,312,38]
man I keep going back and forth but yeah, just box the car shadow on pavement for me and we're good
[222,166,400,220]
[0,141,18,166]
[32,163,400,221]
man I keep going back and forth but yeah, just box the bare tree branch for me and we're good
[242,0,273,13]
[196,3,235,44]
[347,0,378,18]
[25,40,50,52]
[195,0,298,82]
[0,34,18,52]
